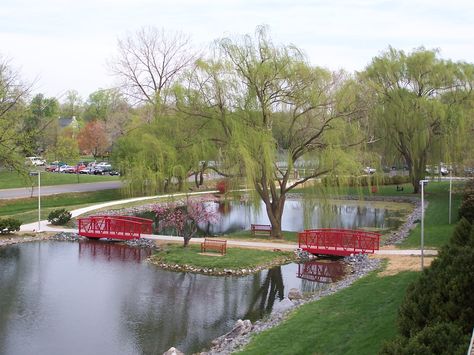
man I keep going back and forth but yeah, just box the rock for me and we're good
[223,319,252,340]
[288,288,302,300]
[271,297,294,314]
[163,347,184,355]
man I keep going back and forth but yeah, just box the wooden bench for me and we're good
[201,238,227,255]
[251,224,271,237]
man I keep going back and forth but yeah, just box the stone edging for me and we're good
[0,233,51,247]
[148,255,295,276]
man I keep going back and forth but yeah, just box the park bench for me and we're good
[200,238,227,255]
[251,224,272,237]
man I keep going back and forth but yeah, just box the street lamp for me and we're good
[420,179,429,270]
[29,171,41,232]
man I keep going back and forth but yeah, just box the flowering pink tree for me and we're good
[154,200,220,247]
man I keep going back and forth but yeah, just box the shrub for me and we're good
[47,209,72,225]
[398,244,474,337]
[380,323,469,355]
[0,218,21,234]
[458,195,474,223]
[449,217,472,246]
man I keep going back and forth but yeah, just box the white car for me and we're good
[26,157,46,166]
[363,167,376,174]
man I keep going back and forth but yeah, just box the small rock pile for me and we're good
[50,232,83,242]
[125,238,159,250]
[294,247,316,262]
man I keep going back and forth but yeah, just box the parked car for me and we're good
[46,161,67,172]
[26,157,46,166]
[93,164,112,175]
[79,167,95,174]
[363,167,376,174]
[58,164,74,173]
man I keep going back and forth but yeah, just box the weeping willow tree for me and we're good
[112,109,215,195]
[177,27,366,238]
[363,47,474,193]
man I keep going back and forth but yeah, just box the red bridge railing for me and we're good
[298,228,380,257]
[78,215,153,240]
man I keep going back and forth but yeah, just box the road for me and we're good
[0,181,123,199]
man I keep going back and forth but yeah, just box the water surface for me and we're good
[0,241,344,355]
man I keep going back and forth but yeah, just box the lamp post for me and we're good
[420,179,429,270]
[29,171,41,232]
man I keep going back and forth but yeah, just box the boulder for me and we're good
[271,297,294,314]
[225,319,252,339]
[288,288,302,300]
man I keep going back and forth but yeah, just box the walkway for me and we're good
[19,190,438,257]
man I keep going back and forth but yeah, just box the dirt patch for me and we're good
[372,254,435,276]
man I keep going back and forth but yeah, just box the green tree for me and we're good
[46,132,79,163]
[0,56,32,169]
[24,93,59,154]
[177,27,363,238]
[363,47,473,193]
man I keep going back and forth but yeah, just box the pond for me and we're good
[0,241,345,355]
[140,198,411,235]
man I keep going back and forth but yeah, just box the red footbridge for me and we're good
[298,228,381,257]
[78,215,153,240]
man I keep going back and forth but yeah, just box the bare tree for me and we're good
[110,27,197,116]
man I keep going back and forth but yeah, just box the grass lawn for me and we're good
[238,269,419,355]
[397,181,463,249]
[0,189,126,224]
[151,243,294,271]
[0,170,119,189]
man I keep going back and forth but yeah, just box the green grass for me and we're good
[0,189,126,223]
[151,243,294,270]
[0,170,119,189]
[238,269,419,355]
[398,181,463,249]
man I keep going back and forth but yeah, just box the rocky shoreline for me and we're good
[197,254,381,355]
[0,233,51,247]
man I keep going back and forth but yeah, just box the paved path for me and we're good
[0,181,123,199]
[20,191,438,257]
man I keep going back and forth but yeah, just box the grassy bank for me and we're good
[238,269,419,355]
[397,181,463,249]
[151,243,294,272]
[0,189,125,223]
[0,171,119,189]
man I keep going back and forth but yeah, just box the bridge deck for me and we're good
[298,228,380,257]
[78,215,153,240]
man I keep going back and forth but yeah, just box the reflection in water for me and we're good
[243,266,284,321]
[297,260,346,283]
[78,240,151,262]
[202,199,407,234]
[0,242,346,355]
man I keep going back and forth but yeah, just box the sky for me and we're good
[1,0,473,101]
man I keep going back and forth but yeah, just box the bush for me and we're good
[380,323,469,355]
[0,218,21,234]
[458,195,474,223]
[47,209,72,225]
[449,217,472,246]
